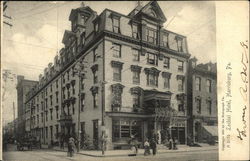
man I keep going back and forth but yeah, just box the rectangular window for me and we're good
[196,98,201,114]
[177,78,184,91]
[112,44,121,58]
[132,49,140,61]
[93,71,98,84]
[81,95,85,112]
[55,125,59,139]
[37,104,39,112]
[93,93,98,108]
[56,80,58,88]
[50,126,53,140]
[37,115,39,124]
[132,24,138,39]
[94,21,99,33]
[132,94,140,108]
[113,67,121,82]
[207,100,212,115]
[120,121,130,137]
[164,77,170,89]
[112,17,120,33]
[163,34,169,47]
[206,79,212,93]
[147,73,158,87]
[93,48,98,62]
[72,102,75,115]
[147,28,156,44]
[72,84,75,95]
[50,109,53,120]
[80,122,85,134]
[56,107,59,119]
[41,113,43,123]
[195,77,201,91]
[177,38,183,52]
[163,57,170,69]
[45,111,48,121]
[132,71,140,84]
[147,53,158,65]
[56,92,58,103]
[50,95,53,106]
[45,127,48,138]
[178,60,184,71]
[178,104,184,112]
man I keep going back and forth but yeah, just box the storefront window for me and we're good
[112,120,142,141]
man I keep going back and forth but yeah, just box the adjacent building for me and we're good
[187,57,217,143]
[16,75,38,138]
[24,1,192,149]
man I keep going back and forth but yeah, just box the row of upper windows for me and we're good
[195,77,212,93]
[111,67,184,91]
[195,98,213,115]
[97,43,184,71]
[94,16,184,52]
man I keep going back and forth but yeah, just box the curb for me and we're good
[51,147,218,158]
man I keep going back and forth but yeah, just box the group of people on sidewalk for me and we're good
[129,136,178,156]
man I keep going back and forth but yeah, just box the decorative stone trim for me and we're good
[111,83,124,94]
[90,86,99,95]
[144,67,160,75]
[176,75,185,80]
[111,60,124,69]
[130,86,143,95]
[91,64,98,73]
[71,80,76,86]
[130,65,142,72]
[162,72,172,78]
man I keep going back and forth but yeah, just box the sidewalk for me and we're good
[52,144,218,157]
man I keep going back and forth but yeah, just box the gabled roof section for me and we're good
[129,1,167,23]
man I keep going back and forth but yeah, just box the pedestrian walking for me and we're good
[169,138,173,150]
[144,139,150,156]
[68,136,75,157]
[173,137,178,150]
[150,138,157,156]
[128,135,138,156]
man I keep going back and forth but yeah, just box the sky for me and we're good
[1,1,216,125]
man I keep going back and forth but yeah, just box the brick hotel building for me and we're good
[24,1,192,149]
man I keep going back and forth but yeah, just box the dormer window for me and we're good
[176,36,183,52]
[94,22,99,33]
[146,28,157,44]
[94,18,100,33]
[163,34,169,48]
[81,33,85,46]
[112,15,120,33]
[132,23,139,39]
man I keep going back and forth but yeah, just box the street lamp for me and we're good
[73,59,87,152]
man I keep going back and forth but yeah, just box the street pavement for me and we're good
[3,144,218,161]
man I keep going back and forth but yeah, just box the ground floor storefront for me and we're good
[105,114,188,150]
[188,116,218,143]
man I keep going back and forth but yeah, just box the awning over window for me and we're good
[203,125,218,137]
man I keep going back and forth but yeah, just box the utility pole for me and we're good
[13,102,16,139]
[73,59,87,152]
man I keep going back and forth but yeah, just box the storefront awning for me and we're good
[203,125,218,137]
